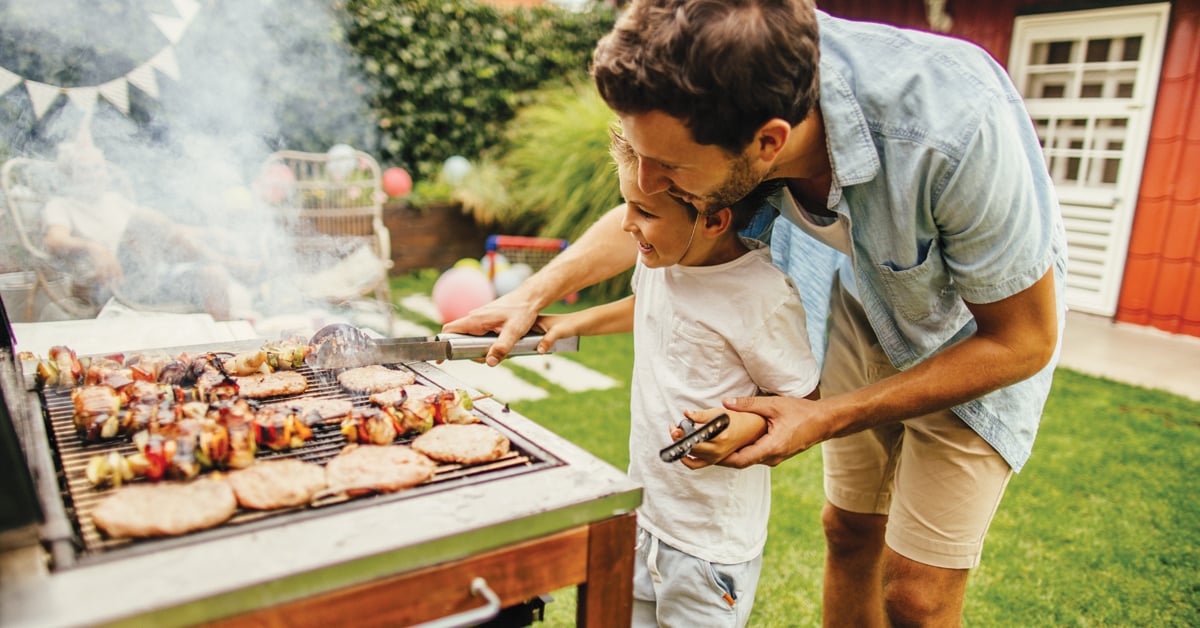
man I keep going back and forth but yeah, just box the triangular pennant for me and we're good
[0,66,21,96]
[98,78,130,114]
[151,14,187,44]
[172,0,200,25]
[126,63,160,99]
[65,86,99,115]
[148,47,181,81]
[24,80,61,120]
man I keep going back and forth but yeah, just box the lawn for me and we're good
[390,272,1200,627]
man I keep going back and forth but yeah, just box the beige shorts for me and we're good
[820,278,1012,570]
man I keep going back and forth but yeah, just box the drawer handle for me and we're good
[410,577,501,628]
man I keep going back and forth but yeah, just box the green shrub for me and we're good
[338,0,615,179]
[451,82,631,302]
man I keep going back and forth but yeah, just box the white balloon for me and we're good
[442,155,472,185]
[493,267,527,297]
[327,144,357,180]
[479,252,510,277]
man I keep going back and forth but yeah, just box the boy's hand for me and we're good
[670,408,767,469]
[533,314,577,354]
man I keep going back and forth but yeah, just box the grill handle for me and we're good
[409,577,501,628]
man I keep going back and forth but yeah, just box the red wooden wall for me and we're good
[819,0,1200,337]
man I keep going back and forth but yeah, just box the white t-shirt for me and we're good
[43,191,135,253]
[629,238,821,563]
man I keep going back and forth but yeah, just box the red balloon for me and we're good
[382,167,413,198]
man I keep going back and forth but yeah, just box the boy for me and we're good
[533,130,820,627]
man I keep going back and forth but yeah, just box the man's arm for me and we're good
[718,267,1059,468]
[441,205,637,365]
[43,223,124,284]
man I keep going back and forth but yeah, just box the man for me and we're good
[444,0,1067,624]
[43,137,238,319]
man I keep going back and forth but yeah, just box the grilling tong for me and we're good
[307,323,579,369]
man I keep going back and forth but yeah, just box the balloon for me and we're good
[326,144,357,181]
[453,257,482,271]
[431,267,495,323]
[479,252,510,279]
[442,155,472,186]
[493,264,532,297]
[509,262,533,281]
[255,162,295,204]
[382,167,413,198]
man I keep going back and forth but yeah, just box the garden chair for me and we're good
[258,149,395,334]
[0,157,211,321]
[2,157,105,321]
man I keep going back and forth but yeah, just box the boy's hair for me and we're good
[593,0,820,155]
[609,126,769,232]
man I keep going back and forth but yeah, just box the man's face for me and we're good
[619,110,767,214]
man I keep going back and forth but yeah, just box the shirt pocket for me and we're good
[874,237,962,325]
[665,321,729,395]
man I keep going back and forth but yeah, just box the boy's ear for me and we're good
[701,207,734,237]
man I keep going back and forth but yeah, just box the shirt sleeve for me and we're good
[738,280,821,399]
[935,98,1059,304]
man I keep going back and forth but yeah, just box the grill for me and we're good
[39,356,561,563]
[0,317,641,627]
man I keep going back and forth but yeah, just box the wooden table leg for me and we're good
[577,511,636,627]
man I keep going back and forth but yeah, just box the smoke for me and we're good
[0,0,393,333]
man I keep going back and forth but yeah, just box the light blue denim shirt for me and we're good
[759,12,1068,472]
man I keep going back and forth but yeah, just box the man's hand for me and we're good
[88,242,123,285]
[716,395,830,468]
[442,289,542,366]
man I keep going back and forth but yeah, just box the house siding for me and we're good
[821,0,1200,338]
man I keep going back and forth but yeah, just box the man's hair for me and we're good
[593,0,820,155]
[609,126,766,231]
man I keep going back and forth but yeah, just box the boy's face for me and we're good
[618,162,702,268]
[620,109,765,215]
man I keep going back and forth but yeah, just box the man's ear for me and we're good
[701,207,734,237]
[753,119,791,162]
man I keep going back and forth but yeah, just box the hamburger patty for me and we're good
[336,365,417,394]
[235,370,308,398]
[368,384,439,408]
[325,444,436,493]
[411,424,511,465]
[227,459,328,510]
[92,479,237,538]
[265,397,353,421]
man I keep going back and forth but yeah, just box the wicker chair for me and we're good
[2,157,102,320]
[258,149,395,334]
[0,157,208,321]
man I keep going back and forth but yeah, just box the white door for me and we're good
[1009,3,1171,315]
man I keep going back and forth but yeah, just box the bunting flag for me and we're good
[98,78,131,115]
[0,66,20,97]
[0,0,200,120]
[24,80,61,119]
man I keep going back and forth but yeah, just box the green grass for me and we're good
[389,272,1200,627]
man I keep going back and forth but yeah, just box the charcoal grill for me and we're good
[0,307,641,627]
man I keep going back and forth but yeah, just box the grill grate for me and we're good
[39,362,563,565]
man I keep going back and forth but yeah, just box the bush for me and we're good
[453,82,631,302]
[338,0,615,179]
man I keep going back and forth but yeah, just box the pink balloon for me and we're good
[431,267,495,323]
[255,163,296,204]
[382,167,413,198]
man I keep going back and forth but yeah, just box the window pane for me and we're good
[1122,36,1142,62]
[1086,38,1112,63]
[1047,40,1074,64]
